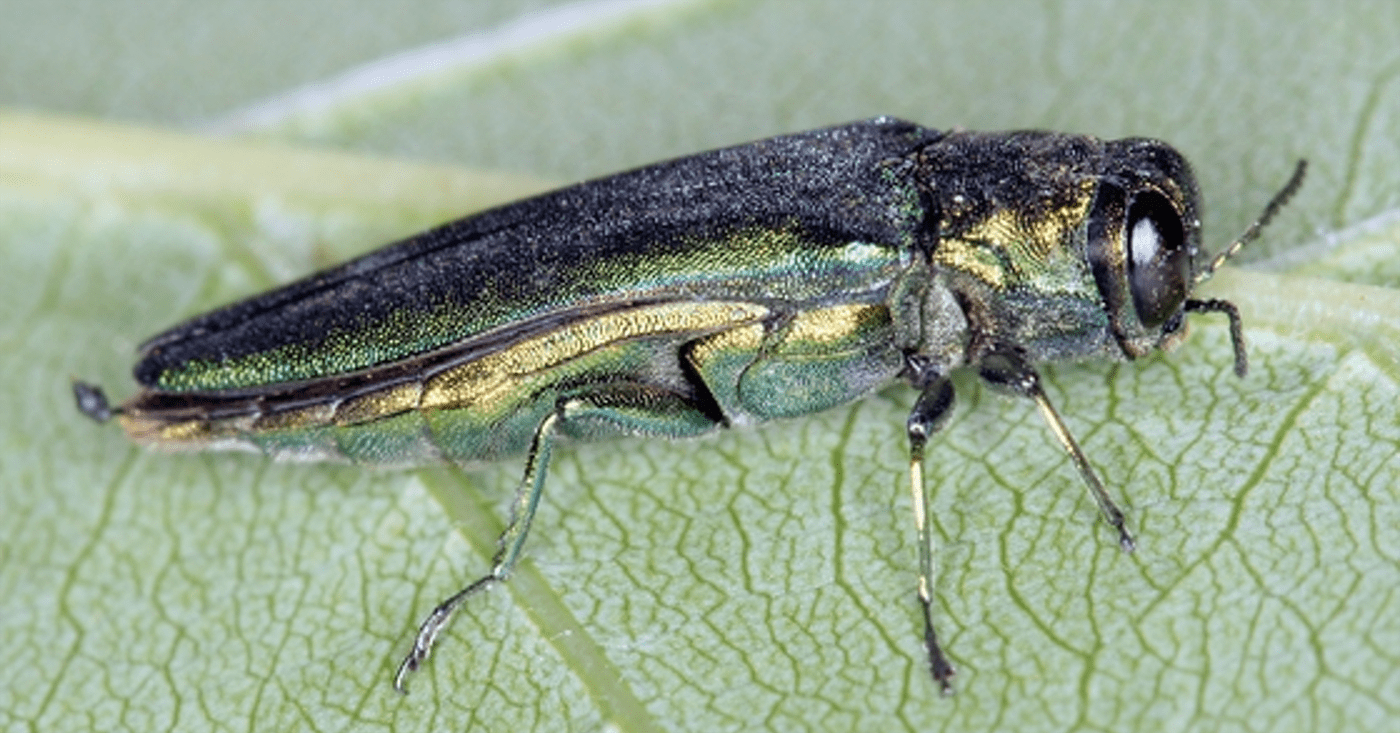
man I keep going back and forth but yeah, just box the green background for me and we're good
[3,1,1398,731]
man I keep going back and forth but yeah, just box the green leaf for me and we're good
[4,2,1399,731]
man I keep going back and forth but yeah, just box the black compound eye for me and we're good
[1125,190,1189,329]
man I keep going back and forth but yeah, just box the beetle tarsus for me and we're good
[921,595,956,696]
[395,575,502,694]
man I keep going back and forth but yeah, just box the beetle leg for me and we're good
[395,407,563,694]
[906,374,957,695]
[977,350,1136,553]
[395,383,722,693]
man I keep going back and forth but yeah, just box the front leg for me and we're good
[977,349,1136,552]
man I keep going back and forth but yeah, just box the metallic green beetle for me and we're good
[74,118,1304,694]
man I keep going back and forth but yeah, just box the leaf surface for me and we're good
[3,2,1398,731]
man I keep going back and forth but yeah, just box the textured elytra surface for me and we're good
[3,1,1400,732]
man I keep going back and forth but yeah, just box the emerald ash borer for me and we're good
[73,117,1305,695]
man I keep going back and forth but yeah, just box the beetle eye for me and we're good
[1125,191,1189,329]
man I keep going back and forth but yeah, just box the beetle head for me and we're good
[1085,139,1203,360]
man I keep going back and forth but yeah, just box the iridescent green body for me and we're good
[74,117,1304,695]
[117,120,936,463]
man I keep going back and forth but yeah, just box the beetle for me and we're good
[73,117,1304,694]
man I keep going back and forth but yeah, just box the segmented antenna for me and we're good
[1195,160,1308,285]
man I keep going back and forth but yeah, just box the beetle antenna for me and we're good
[1195,160,1307,285]
[1183,299,1248,377]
